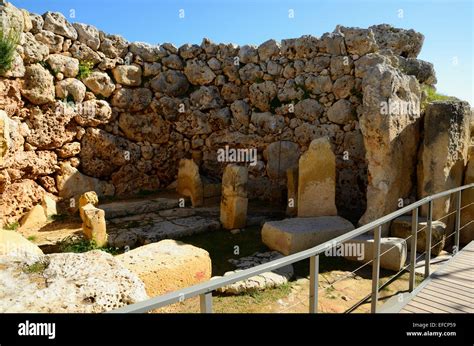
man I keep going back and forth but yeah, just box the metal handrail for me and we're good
[110,183,474,314]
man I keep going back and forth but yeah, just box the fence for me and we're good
[110,183,474,314]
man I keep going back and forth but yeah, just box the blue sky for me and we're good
[13,0,473,105]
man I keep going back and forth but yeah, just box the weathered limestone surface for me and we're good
[19,204,47,230]
[0,250,148,312]
[390,215,446,255]
[262,216,354,255]
[297,137,337,217]
[80,203,107,246]
[342,235,407,271]
[0,230,43,260]
[176,159,203,207]
[220,165,248,229]
[216,251,294,294]
[286,167,298,216]
[461,154,474,245]
[116,240,211,297]
[417,101,471,234]
[358,61,421,235]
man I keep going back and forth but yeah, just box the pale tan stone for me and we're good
[220,165,248,229]
[0,230,43,259]
[41,194,57,217]
[390,216,446,255]
[80,203,107,247]
[116,240,211,297]
[176,159,203,207]
[262,216,354,255]
[286,167,298,216]
[461,157,474,245]
[79,191,99,220]
[19,204,47,230]
[298,137,337,217]
[0,110,10,165]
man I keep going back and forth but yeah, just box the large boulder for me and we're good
[72,22,100,50]
[118,112,169,144]
[358,62,421,235]
[83,71,116,97]
[80,204,107,247]
[56,162,115,201]
[42,11,77,40]
[298,137,337,217]
[112,64,142,86]
[390,216,446,255]
[21,64,55,105]
[370,24,424,58]
[0,251,148,312]
[46,54,79,78]
[417,101,471,233]
[116,240,211,297]
[110,88,152,112]
[263,141,300,180]
[262,216,354,255]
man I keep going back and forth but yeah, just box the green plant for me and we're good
[23,259,49,274]
[59,236,120,255]
[27,235,37,242]
[77,61,94,80]
[0,24,20,75]
[4,222,19,231]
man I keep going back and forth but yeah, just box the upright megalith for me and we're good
[297,137,337,217]
[79,196,107,247]
[417,101,471,233]
[220,164,248,229]
[358,62,421,235]
[286,167,298,216]
[176,159,204,207]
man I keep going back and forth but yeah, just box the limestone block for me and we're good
[390,215,446,255]
[261,216,354,255]
[286,167,298,216]
[80,203,107,247]
[343,236,407,272]
[298,137,337,217]
[79,191,99,220]
[417,101,471,234]
[41,194,57,217]
[19,204,47,230]
[0,110,10,165]
[176,159,203,207]
[220,165,248,229]
[116,240,211,297]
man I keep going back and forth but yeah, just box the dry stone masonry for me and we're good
[0,2,472,286]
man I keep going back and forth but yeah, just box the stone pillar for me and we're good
[80,203,107,247]
[79,191,99,219]
[297,137,337,217]
[177,159,203,207]
[417,101,471,235]
[358,62,421,235]
[286,167,298,216]
[220,164,248,229]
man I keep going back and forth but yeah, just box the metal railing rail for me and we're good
[110,183,474,314]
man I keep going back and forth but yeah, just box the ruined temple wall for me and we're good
[0,2,432,225]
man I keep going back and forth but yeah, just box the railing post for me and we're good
[424,200,433,278]
[455,190,461,253]
[309,255,319,313]
[200,292,213,313]
[371,225,382,313]
[409,207,418,292]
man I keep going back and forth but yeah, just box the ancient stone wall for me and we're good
[0,2,437,226]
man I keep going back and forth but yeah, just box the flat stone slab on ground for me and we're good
[100,197,179,219]
[261,216,354,255]
[216,251,294,294]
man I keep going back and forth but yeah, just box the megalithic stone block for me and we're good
[80,203,107,247]
[177,158,204,207]
[220,164,248,229]
[297,137,337,217]
[286,167,298,216]
[0,110,10,165]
